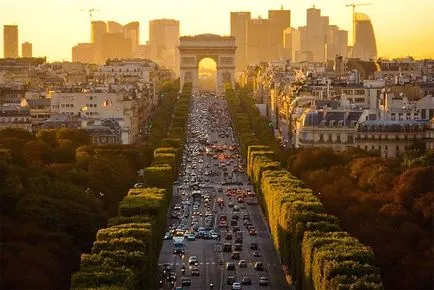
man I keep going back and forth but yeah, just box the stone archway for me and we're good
[179,34,236,95]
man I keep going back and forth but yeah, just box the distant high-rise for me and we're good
[22,42,32,58]
[306,7,327,62]
[283,27,300,61]
[149,19,180,74]
[107,21,123,33]
[91,21,107,45]
[101,32,132,61]
[72,43,96,63]
[231,12,251,73]
[246,18,271,65]
[353,13,377,60]
[123,22,140,53]
[91,21,106,64]
[268,9,291,60]
[3,25,19,58]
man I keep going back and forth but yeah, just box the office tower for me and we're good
[149,19,180,73]
[101,32,132,61]
[336,30,348,58]
[123,22,139,53]
[353,13,377,60]
[91,21,106,64]
[22,42,32,58]
[268,9,291,60]
[107,21,123,33]
[306,7,327,62]
[3,25,18,58]
[246,18,270,65]
[72,43,96,63]
[283,27,300,61]
[230,12,251,73]
[91,21,107,44]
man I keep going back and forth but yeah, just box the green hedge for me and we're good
[225,85,383,290]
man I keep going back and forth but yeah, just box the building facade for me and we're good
[3,25,18,58]
[21,42,32,58]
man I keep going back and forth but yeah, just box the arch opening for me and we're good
[198,57,216,92]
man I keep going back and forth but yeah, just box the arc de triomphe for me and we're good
[179,34,236,95]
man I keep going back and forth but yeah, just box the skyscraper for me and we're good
[3,25,18,58]
[91,21,106,64]
[101,32,132,61]
[22,42,32,58]
[268,9,291,60]
[246,18,271,65]
[149,19,180,73]
[107,21,123,33]
[353,13,377,60]
[91,21,107,45]
[283,27,300,61]
[306,7,327,62]
[123,22,139,54]
[231,12,251,73]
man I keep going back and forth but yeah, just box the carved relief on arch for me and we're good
[181,57,195,65]
[220,57,233,65]
[222,71,231,83]
[184,71,193,82]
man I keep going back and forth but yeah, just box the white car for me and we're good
[232,282,242,290]
[188,256,198,265]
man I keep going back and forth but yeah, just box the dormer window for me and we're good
[338,120,344,127]
[329,120,335,126]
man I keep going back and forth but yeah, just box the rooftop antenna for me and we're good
[346,0,371,45]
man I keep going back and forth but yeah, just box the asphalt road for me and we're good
[157,93,289,290]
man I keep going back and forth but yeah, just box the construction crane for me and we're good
[346,1,371,45]
[80,8,100,22]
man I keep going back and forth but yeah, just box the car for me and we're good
[253,251,261,257]
[188,256,198,265]
[231,251,240,259]
[241,277,252,285]
[254,262,264,271]
[225,233,233,240]
[173,248,185,255]
[187,234,196,241]
[249,228,257,236]
[164,232,173,240]
[259,277,269,286]
[162,263,172,273]
[181,278,191,286]
[134,183,144,188]
[232,282,242,290]
[223,243,232,252]
[190,267,200,276]
[250,242,258,250]
[227,276,236,285]
[226,262,236,271]
[234,243,242,251]
[235,235,243,243]
[238,260,247,268]
[174,287,183,290]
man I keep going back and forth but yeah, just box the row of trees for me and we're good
[287,147,434,289]
[70,187,168,289]
[225,87,383,290]
[0,81,182,289]
[71,82,192,289]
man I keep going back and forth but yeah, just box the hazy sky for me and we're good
[1,0,433,61]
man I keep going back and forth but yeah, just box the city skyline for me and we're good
[1,0,434,61]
